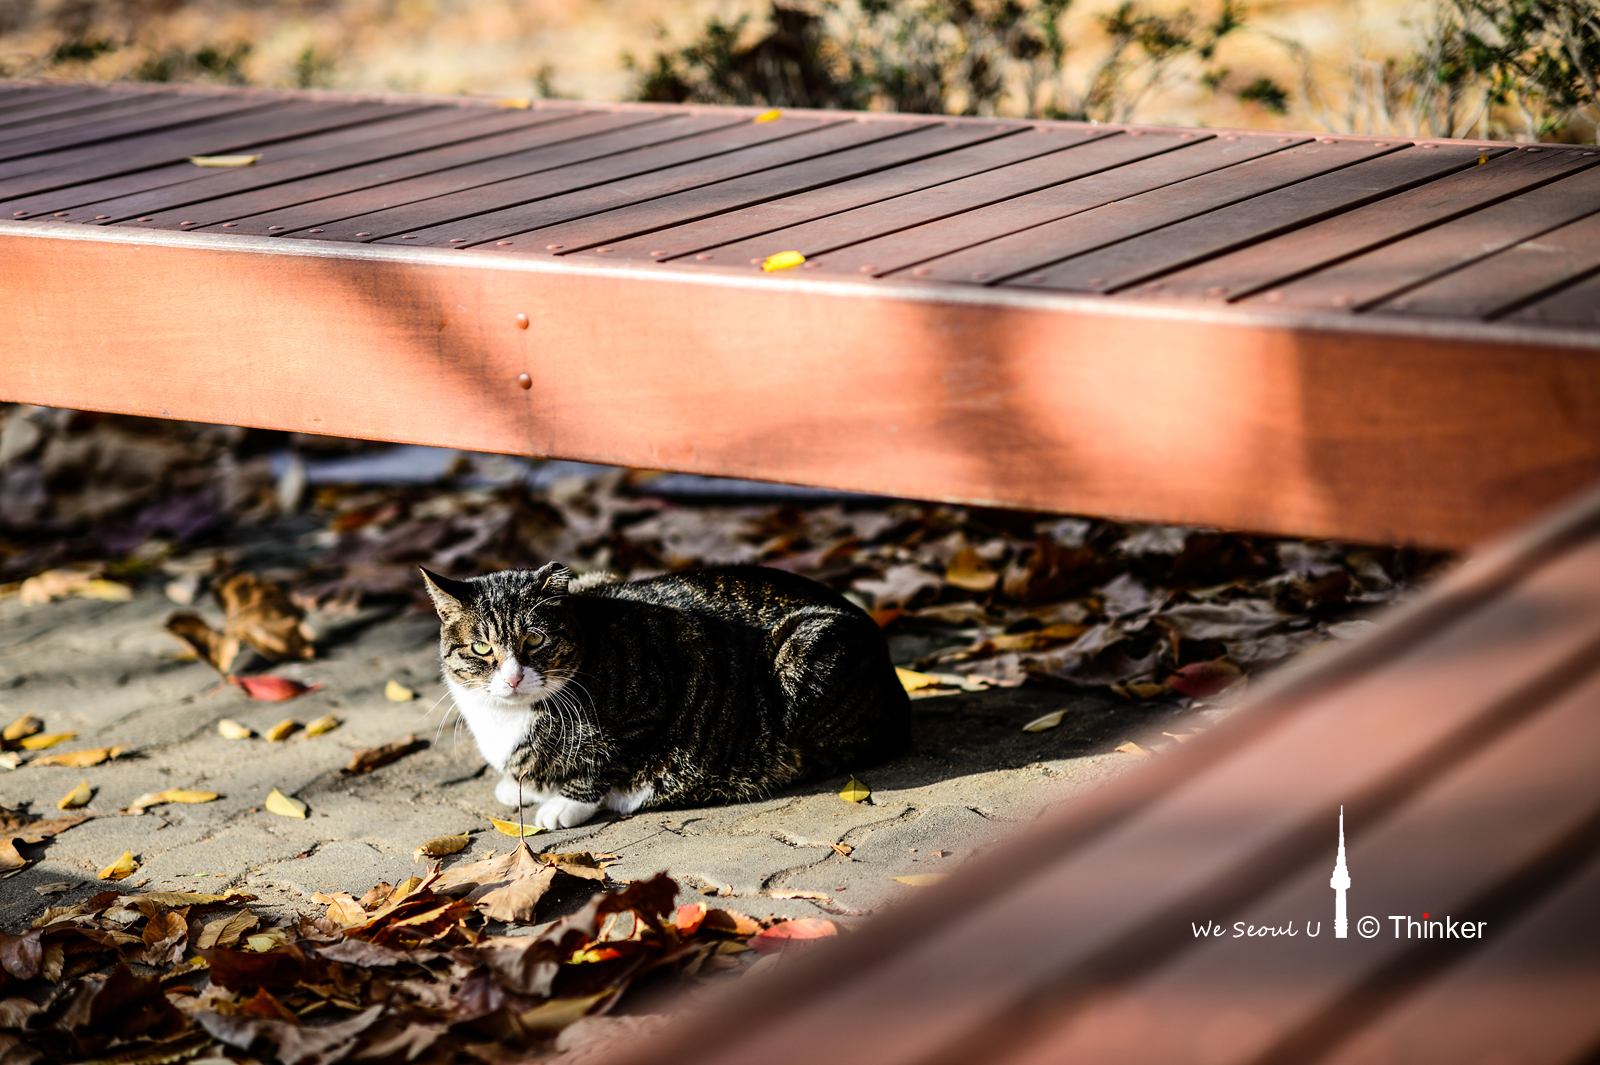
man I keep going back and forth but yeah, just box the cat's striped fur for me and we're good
[422,562,910,829]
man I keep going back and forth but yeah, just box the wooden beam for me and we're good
[4,220,1599,548]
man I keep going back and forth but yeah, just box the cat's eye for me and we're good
[524,633,545,649]
[470,641,492,655]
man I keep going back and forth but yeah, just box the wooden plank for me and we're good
[1318,850,1600,1065]
[1007,143,1493,293]
[1506,270,1600,328]
[277,111,727,242]
[1377,211,1600,320]
[1258,156,1600,312]
[0,93,269,164]
[0,91,198,147]
[5,223,1600,548]
[0,87,157,132]
[374,117,918,248]
[501,121,1024,256]
[908,137,1393,284]
[1131,145,1598,304]
[592,532,1600,1065]
[675,130,1211,273]
[99,108,586,230]
[561,124,1106,264]
[0,87,103,124]
[0,102,405,199]
[0,105,455,218]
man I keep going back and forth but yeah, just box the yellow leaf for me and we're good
[385,680,416,702]
[489,817,547,837]
[19,731,75,750]
[32,745,124,767]
[312,891,367,927]
[143,890,252,907]
[128,788,219,811]
[945,547,999,592]
[217,719,253,740]
[497,97,532,109]
[761,250,806,272]
[245,933,281,952]
[890,874,947,887]
[896,667,942,692]
[1477,152,1488,165]
[79,579,132,601]
[187,154,260,167]
[838,777,870,803]
[3,714,42,742]
[1115,741,1151,758]
[413,833,471,861]
[98,850,138,881]
[57,780,92,810]
[264,719,298,742]
[304,714,340,736]
[518,991,611,1036]
[754,108,783,123]
[264,788,307,819]
[1022,710,1065,732]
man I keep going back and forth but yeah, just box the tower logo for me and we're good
[1330,805,1351,938]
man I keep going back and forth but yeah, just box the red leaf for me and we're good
[674,904,707,936]
[749,918,838,955]
[228,675,322,702]
[1167,660,1242,698]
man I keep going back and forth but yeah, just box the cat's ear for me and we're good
[419,567,474,617]
[529,561,571,596]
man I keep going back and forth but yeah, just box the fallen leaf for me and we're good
[476,865,558,923]
[489,817,546,837]
[264,788,307,819]
[1022,710,1065,732]
[99,850,139,880]
[519,992,611,1037]
[264,719,298,742]
[165,613,239,674]
[57,780,92,810]
[312,891,367,927]
[700,909,763,936]
[128,789,220,811]
[890,874,947,886]
[0,752,18,769]
[385,680,416,702]
[142,910,187,965]
[1115,741,1151,757]
[674,903,707,935]
[304,714,340,736]
[761,250,805,271]
[2,715,42,743]
[1166,659,1242,698]
[896,667,944,692]
[749,917,837,954]
[0,839,25,873]
[0,806,88,843]
[229,675,321,701]
[413,834,470,861]
[216,573,314,661]
[19,731,76,750]
[496,97,532,108]
[838,777,870,804]
[830,842,853,857]
[34,882,70,895]
[768,890,829,901]
[945,547,999,592]
[245,933,281,952]
[217,719,253,739]
[19,569,131,604]
[32,745,125,767]
[1111,681,1170,699]
[197,910,259,949]
[141,891,253,906]
[344,735,422,774]
[188,154,260,167]
[753,108,782,122]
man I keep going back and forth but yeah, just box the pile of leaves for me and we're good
[0,843,834,1065]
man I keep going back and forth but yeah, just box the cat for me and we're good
[422,561,911,829]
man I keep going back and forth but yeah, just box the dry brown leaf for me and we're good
[264,788,307,819]
[142,890,252,906]
[1021,710,1065,733]
[197,910,260,949]
[769,890,830,900]
[476,865,558,923]
[312,891,367,927]
[264,719,298,742]
[830,842,853,858]
[890,874,948,886]
[165,612,240,674]
[217,573,314,661]
[19,569,131,605]
[1115,741,1152,757]
[412,834,470,861]
[98,850,138,880]
[56,780,91,810]
[304,714,340,736]
[945,547,999,592]
[31,745,124,767]
[344,735,422,774]
[19,731,75,750]
[128,788,220,811]
[518,991,611,1037]
[2,715,42,743]
[0,838,25,873]
[217,719,253,739]
[0,806,88,843]
[385,680,416,702]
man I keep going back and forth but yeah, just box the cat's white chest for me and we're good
[448,679,536,771]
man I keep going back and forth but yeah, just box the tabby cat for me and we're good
[422,562,910,829]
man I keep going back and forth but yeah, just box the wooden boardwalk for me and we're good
[4,82,1600,546]
[599,483,1600,1065]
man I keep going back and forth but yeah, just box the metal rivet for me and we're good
[355,232,371,237]
[222,223,237,227]
[859,265,875,273]
[972,272,989,280]
[1265,291,1283,302]
[651,250,666,256]
[695,254,712,261]
[515,313,529,329]
[53,212,67,217]
[497,240,512,245]
[517,373,532,389]
[597,248,612,253]
[1421,144,1436,148]
[11,211,23,216]
[1278,138,1292,142]
[309,228,323,233]
[1321,139,1335,144]
[803,261,820,268]
[94,214,109,219]
[1205,286,1225,297]
[1180,133,1193,138]
[402,235,416,239]
[750,258,763,265]
[1224,135,1238,141]
[182,221,197,225]
[138,217,152,221]
[448,238,465,243]
[1375,143,1388,147]
[546,244,563,250]
[1088,278,1105,286]
[1028,274,1045,282]
[1332,295,1353,307]
[912,268,931,275]
[1526,147,1541,152]
[268,226,283,230]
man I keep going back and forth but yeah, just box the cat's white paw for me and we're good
[495,776,553,808]
[534,796,601,829]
